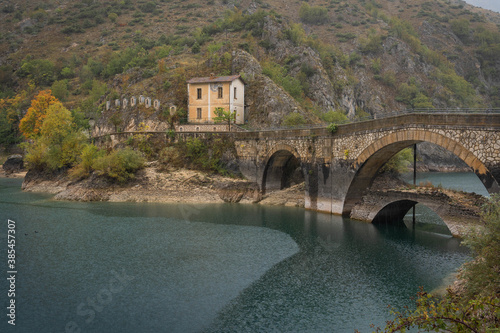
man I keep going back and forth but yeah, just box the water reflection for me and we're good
[204,208,467,333]
[0,179,469,333]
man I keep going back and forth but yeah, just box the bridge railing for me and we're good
[246,108,500,132]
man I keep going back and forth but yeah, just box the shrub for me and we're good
[321,110,348,123]
[262,61,304,100]
[371,58,381,74]
[93,148,145,182]
[158,146,184,170]
[51,80,69,101]
[17,58,56,86]
[461,194,500,298]
[381,70,396,87]
[450,18,470,40]
[139,2,157,13]
[327,123,337,134]
[284,23,306,46]
[68,144,104,179]
[359,34,383,54]
[299,3,329,25]
[60,67,75,79]
[108,13,118,23]
[283,113,306,127]
[22,141,47,170]
[161,137,235,175]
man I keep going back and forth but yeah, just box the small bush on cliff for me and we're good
[93,148,145,182]
[283,113,306,127]
[299,3,329,25]
[321,110,348,123]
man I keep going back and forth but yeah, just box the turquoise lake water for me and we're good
[0,173,483,332]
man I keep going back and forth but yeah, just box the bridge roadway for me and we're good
[95,111,500,232]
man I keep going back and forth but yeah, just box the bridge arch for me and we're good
[372,200,418,225]
[343,129,499,216]
[261,145,304,194]
[371,200,459,235]
[370,198,474,237]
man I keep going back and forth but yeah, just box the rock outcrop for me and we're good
[233,50,318,128]
[417,142,471,172]
[2,155,24,174]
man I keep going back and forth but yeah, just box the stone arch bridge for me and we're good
[233,113,500,227]
[94,112,500,234]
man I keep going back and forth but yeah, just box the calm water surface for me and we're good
[0,174,477,333]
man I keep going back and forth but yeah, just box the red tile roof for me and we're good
[187,74,245,84]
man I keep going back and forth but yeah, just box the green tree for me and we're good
[51,80,69,101]
[60,67,74,79]
[23,102,85,170]
[17,58,56,86]
[39,103,84,170]
[214,107,235,131]
[0,93,25,146]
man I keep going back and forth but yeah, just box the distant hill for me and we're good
[1,0,500,130]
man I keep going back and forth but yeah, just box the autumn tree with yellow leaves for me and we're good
[19,90,59,139]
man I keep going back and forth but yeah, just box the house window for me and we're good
[234,87,237,99]
[196,108,202,119]
[218,86,223,99]
[197,88,202,99]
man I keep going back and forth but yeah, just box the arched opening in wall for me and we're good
[373,200,452,235]
[262,150,304,194]
[401,142,489,196]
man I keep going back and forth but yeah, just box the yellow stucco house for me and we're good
[187,74,245,124]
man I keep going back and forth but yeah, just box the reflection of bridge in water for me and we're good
[233,111,500,235]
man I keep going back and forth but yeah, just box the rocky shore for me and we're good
[19,165,306,208]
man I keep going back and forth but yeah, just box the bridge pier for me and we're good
[303,159,356,215]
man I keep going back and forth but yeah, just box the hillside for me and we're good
[1,0,500,134]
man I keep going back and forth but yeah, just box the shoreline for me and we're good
[19,166,306,208]
[0,169,27,179]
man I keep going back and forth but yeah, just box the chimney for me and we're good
[209,73,215,80]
